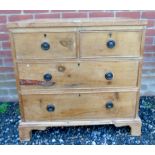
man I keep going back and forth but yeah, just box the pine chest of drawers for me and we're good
[8,18,147,141]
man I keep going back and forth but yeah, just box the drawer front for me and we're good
[18,61,139,89]
[80,31,142,57]
[13,32,76,59]
[22,92,137,121]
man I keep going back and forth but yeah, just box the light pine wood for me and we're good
[115,117,142,136]
[18,117,141,141]
[7,18,147,28]
[13,32,76,59]
[140,30,146,57]
[15,57,143,64]
[9,33,26,121]
[19,125,32,141]
[135,30,146,115]
[130,120,142,136]
[9,26,144,35]
[80,31,142,57]
[21,92,137,121]
[7,18,146,141]
[17,61,139,89]
[20,87,139,95]
[19,124,46,141]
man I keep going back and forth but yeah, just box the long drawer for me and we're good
[80,31,142,57]
[21,91,137,121]
[13,32,76,59]
[18,61,139,89]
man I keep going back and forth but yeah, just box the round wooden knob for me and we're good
[41,42,50,50]
[105,72,113,80]
[107,40,115,49]
[43,73,52,81]
[105,101,114,109]
[47,104,55,112]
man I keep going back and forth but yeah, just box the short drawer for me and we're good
[18,61,139,89]
[13,32,76,59]
[22,92,137,121]
[80,31,142,57]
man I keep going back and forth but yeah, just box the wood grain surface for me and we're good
[80,31,142,57]
[21,91,137,121]
[13,32,76,59]
[17,61,139,89]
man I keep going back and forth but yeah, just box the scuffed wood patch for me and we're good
[20,79,55,86]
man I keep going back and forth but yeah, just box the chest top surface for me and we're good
[7,18,147,28]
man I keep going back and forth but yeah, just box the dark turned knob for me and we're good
[105,72,113,80]
[107,40,115,49]
[105,101,114,109]
[43,73,52,81]
[47,104,55,112]
[41,42,50,50]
